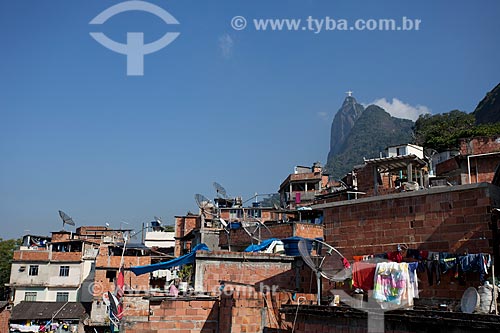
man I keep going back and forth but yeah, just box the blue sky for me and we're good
[1,0,499,239]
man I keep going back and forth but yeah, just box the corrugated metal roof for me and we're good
[10,302,87,321]
[363,154,426,172]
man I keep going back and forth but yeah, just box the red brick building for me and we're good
[0,302,10,333]
[437,135,500,185]
[314,182,500,299]
[174,213,201,256]
[279,162,329,209]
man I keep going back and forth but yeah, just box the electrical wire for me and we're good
[291,296,306,333]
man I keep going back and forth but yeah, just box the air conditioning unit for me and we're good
[103,236,113,244]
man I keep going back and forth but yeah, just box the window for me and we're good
[24,292,37,301]
[247,209,262,218]
[29,265,39,276]
[59,266,70,277]
[106,270,116,282]
[229,209,242,219]
[56,292,69,302]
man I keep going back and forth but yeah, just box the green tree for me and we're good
[413,110,476,151]
[162,225,175,232]
[0,238,21,300]
[413,110,500,151]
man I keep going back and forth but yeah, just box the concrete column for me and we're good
[407,163,413,182]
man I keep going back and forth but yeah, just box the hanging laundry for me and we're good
[352,261,377,292]
[438,252,458,279]
[387,251,403,263]
[426,258,441,286]
[353,255,364,262]
[406,249,420,260]
[372,262,413,309]
[342,258,351,269]
[408,262,420,299]
[459,253,488,283]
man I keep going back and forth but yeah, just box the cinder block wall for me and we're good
[194,252,316,294]
[224,222,324,249]
[320,183,500,299]
[0,308,10,333]
[122,298,219,333]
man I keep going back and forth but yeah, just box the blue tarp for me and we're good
[130,243,209,276]
[244,238,280,252]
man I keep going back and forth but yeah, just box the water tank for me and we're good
[281,237,312,256]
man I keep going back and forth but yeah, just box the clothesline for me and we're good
[351,249,492,307]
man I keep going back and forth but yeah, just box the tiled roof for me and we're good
[10,302,87,321]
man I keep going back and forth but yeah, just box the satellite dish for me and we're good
[213,182,228,199]
[154,216,162,224]
[58,210,75,228]
[194,193,217,228]
[195,194,212,210]
[298,238,351,305]
[241,213,273,246]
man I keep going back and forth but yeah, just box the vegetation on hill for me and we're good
[327,105,413,179]
[413,110,500,151]
[0,238,21,300]
[326,84,499,180]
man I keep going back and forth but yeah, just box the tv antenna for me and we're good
[240,211,273,246]
[58,210,76,230]
[298,238,351,305]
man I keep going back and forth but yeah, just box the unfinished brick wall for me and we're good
[121,292,318,333]
[356,165,377,197]
[194,252,316,295]
[122,298,219,333]
[222,222,324,250]
[94,248,151,297]
[436,154,500,185]
[319,183,500,299]
[51,231,71,242]
[0,307,10,333]
[123,295,150,322]
[51,251,82,262]
[469,155,500,184]
[224,291,318,332]
[12,250,49,261]
[219,209,277,222]
[175,215,200,257]
[460,136,500,155]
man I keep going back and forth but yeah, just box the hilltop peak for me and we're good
[325,96,413,179]
[327,94,365,157]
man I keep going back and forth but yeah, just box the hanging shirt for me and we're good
[387,251,403,263]
[373,262,413,309]
[352,261,377,291]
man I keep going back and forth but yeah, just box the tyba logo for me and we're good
[89,1,180,76]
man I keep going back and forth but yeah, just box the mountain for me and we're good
[327,96,365,157]
[326,101,414,179]
[474,83,500,124]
